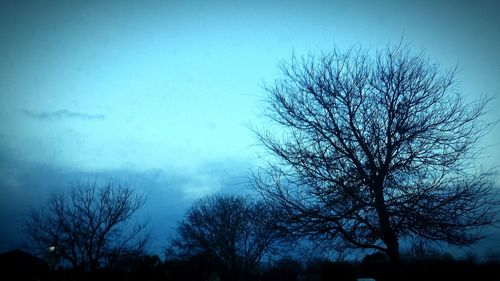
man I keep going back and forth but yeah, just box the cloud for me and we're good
[0,144,254,255]
[21,109,105,120]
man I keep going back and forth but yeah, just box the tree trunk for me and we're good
[385,233,401,267]
[373,184,401,267]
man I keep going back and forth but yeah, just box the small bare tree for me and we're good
[169,194,280,281]
[254,44,498,266]
[25,180,149,271]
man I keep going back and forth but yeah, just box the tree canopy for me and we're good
[25,180,149,271]
[169,194,280,281]
[254,44,498,265]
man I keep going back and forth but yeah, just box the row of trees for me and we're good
[24,43,499,280]
[24,181,281,280]
[22,184,499,281]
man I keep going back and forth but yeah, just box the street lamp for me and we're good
[49,237,58,271]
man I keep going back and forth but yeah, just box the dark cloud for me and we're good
[21,109,106,120]
[0,145,254,255]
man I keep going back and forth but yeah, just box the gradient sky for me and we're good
[1,0,499,256]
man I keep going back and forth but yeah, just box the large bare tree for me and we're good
[254,44,498,266]
[25,180,149,271]
[169,194,280,281]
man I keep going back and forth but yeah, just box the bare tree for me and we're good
[169,194,280,281]
[254,44,498,266]
[25,180,149,271]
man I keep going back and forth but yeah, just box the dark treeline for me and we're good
[8,187,500,281]
[2,248,500,281]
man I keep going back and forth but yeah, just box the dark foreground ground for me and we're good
[1,250,499,281]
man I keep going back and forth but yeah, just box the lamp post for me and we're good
[49,236,58,271]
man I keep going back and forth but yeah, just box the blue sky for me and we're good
[1,0,499,256]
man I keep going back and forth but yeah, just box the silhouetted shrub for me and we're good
[262,257,303,281]
[319,261,356,281]
[125,254,164,281]
[0,250,49,281]
[403,259,492,281]
[164,253,220,281]
[359,252,395,281]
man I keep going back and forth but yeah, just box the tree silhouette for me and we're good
[254,44,498,266]
[169,194,280,281]
[25,180,149,271]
